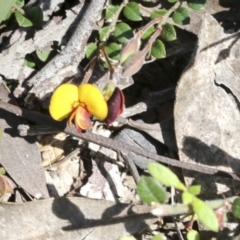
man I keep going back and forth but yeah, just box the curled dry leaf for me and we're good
[0,175,15,195]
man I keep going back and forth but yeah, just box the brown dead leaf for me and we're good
[174,14,240,198]
[0,80,49,198]
[0,197,155,239]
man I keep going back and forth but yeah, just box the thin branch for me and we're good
[1,101,240,182]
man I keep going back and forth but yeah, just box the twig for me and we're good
[151,196,237,218]
[102,0,128,42]
[18,124,59,136]
[119,151,140,183]
[1,100,240,182]
[160,0,181,27]
[45,148,80,170]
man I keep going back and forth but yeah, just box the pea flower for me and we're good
[49,83,124,131]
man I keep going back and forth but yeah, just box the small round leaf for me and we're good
[36,50,51,62]
[85,43,98,59]
[151,40,166,59]
[232,197,240,219]
[172,7,190,25]
[168,0,178,3]
[150,9,167,19]
[24,54,35,68]
[187,229,200,240]
[123,2,142,22]
[147,162,187,191]
[187,185,201,196]
[187,0,206,10]
[161,23,176,41]
[137,176,167,204]
[105,5,120,20]
[15,12,33,27]
[16,0,24,7]
[114,22,134,44]
[27,6,43,28]
[106,42,121,60]
[99,26,110,41]
[182,191,193,204]
[192,197,219,232]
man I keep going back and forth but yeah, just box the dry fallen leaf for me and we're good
[0,197,155,239]
[0,80,49,198]
[175,14,240,198]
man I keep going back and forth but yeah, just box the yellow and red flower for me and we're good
[49,83,124,131]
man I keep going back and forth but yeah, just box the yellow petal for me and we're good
[78,84,108,120]
[49,84,78,121]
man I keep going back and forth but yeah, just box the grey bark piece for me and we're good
[174,14,240,198]
[0,80,49,198]
[114,127,165,170]
[0,197,155,239]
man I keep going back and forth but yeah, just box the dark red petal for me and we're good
[74,106,92,131]
[105,87,125,127]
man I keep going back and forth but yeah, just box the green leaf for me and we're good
[172,7,190,25]
[3,11,12,22]
[151,234,163,240]
[105,5,120,20]
[36,50,51,62]
[192,197,219,232]
[101,60,109,69]
[15,0,24,8]
[99,26,110,41]
[141,25,155,40]
[182,191,194,204]
[232,197,240,219]
[0,0,16,24]
[151,40,166,59]
[187,0,206,10]
[0,167,6,175]
[114,22,134,44]
[137,176,167,204]
[150,9,167,19]
[85,43,98,59]
[106,42,121,60]
[187,229,200,240]
[15,12,33,27]
[24,54,35,68]
[168,0,178,3]
[123,2,142,22]
[161,23,176,41]
[187,185,201,196]
[27,6,43,28]
[147,162,187,191]
[118,236,136,240]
